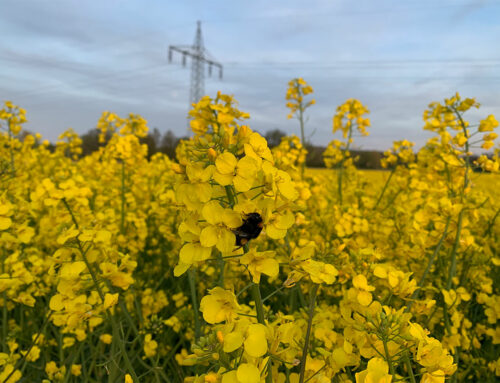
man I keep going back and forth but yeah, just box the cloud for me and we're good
[0,0,498,151]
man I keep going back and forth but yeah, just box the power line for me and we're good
[224,58,500,68]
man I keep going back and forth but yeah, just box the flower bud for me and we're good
[216,330,224,344]
[207,148,217,162]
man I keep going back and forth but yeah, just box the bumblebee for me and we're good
[233,212,263,246]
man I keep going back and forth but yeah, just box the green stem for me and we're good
[262,285,286,303]
[118,298,139,336]
[298,284,319,383]
[62,337,84,382]
[250,283,266,326]
[381,188,403,212]
[236,283,253,298]
[452,106,471,196]
[1,293,6,353]
[298,99,306,177]
[250,281,272,383]
[62,198,79,229]
[444,106,469,383]
[7,119,15,176]
[188,269,201,341]
[337,126,353,206]
[217,252,225,287]
[1,250,5,353]
[299,105,305,147]
[289,285,297,312]
[484,208,500,237]
[62,199,139,381]
[446,108,468,293]
[218,184,239,288]
[224,185,235,208]
[297,284,307,308]
[373,168,395,209]
[404,351,417,383]
[406,217,451,311]
[3,311,53,383]
[382,335,396,377]
[120,161,126,234]
[304,365,326,383]
[441,297,452,336]
[337,167,343,207]
[86,253,138,381]
[58,331,64,365]
[109,333,118,382]
[452,347,460,383]
[447,210,464,290]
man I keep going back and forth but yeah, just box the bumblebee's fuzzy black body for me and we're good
[233,213,263,246]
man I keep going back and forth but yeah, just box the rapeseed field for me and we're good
[0,83,498,382]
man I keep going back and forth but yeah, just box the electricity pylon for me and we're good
[169,21,223,129]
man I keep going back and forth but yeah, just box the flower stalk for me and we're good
[299,283,319,383]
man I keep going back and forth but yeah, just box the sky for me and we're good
[1,0,499,150]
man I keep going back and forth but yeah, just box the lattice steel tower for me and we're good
[169,21,223,127]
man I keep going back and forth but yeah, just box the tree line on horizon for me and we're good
[80,127,386,169]
[21,127,488,170]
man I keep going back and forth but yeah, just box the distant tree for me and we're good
[80,129,102,156]
[305,145,325,168]
[265,129,287,148]
[353,150,383,169]
[151,127,161,146]
[80,128,116,156]
[140,128,161,158]
[160,130,181,159]
[76,126,395,169]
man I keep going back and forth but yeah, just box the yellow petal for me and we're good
[194,183,212,203]
[202,201,225,224]
[353,274,374,291]
[222,370,238,383]
[273,210,295,230]
[266,225,287,239]
[373,266,388,279]
[276,170,298,200]
[223,331,244,353]
[217,112,234,125]
[49,294,65,311]
[200,295,220,323]
[180,243,212,265]
[60,261,86,279]
[179,243,197,264]
[200,226,218,248]
[222,210,243,228]
[357,290,373,306]
[258,258,279,279]
[0,217,12,231]
[103,293,119,310]
[237,363,260,383]
[173,263,190,277]
[236,156,259,177]
[18,226,34,243]
[233,174,254,192]
[216,229,236,254]
[213,171,234,186]
[94,230,112,244]
[216,152,237,174]
[244,324,267,357]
